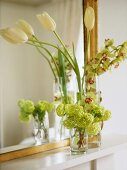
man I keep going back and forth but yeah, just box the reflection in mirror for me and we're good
[0,0,84,153]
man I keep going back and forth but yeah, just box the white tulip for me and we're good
[84,7,95,31]
[16,20,34,39]
[0,27,28,44]
[37,12,56,31]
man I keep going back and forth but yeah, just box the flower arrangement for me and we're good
[18,99,54,122]
[18,99,54,144]
[0,6,127,152]
[56,92,111,151]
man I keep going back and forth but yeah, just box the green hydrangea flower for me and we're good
[94,117,101,122]
[84,113,94,125]
[87,123,101,135]
[91,104,105,118]
[18,99,25,108]
[76,113,94,128]
[22,100,35,114]
[19,112,31,122]
[102,110,111,121]
[36,100,54,113]
[63,117,75,129]
[56,104,65,117]
[37,100,48,111]
[65,104,84,117]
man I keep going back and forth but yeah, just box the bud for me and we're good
[37,12,56,31]
[84,6,95,31]
[105,39,114,47]
[0,27,28,44]
[16,20,34,39]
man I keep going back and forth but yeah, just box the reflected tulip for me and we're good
[37,12,56,31]
[0,27,28,44]
[16,20,34,39]
[84,6,95,31]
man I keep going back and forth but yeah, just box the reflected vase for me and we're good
[33,112,49,145]
[53,78,74,141]
[70,128,88,154]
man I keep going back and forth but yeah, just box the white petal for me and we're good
[37,12,56,31]
[84,7,95,31]
[0,27,28,44]
[16,20,34,39]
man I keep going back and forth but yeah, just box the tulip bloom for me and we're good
[16,20,34,39]
[84,6,95,31]
[0,27,28,44]
[37,12,56,31]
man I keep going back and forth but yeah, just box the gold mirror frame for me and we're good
[0,0,98,163]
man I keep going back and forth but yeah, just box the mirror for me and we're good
[0,0,84,155]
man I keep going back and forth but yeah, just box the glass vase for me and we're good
[88,132,101,149]
[53,77,74,141]
[70,128,88,154]
[33,112,49,145]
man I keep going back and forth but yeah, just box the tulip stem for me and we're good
[32,35,60,77]
[53,31,75,67]
[53,31,83,98]
[30,39,76,72]
[26,42,57,80]
[72,44,82,100]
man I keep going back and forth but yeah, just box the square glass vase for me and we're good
[88,132,101,149]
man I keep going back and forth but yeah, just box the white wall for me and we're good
[99,0,127,169]
[99,0,127,135]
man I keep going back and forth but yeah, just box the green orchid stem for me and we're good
[26,42,57,80]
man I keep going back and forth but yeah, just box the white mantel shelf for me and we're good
[0,134,127,170]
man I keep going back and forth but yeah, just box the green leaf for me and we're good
[72,43,82,99]
[57,47,68,103]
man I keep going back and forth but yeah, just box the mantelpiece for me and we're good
[0,134,127,170]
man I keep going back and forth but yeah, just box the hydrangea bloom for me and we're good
[56,104,65,117]
[65,104,84,117]
[87,123,101,135]
[102,110,112,121]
